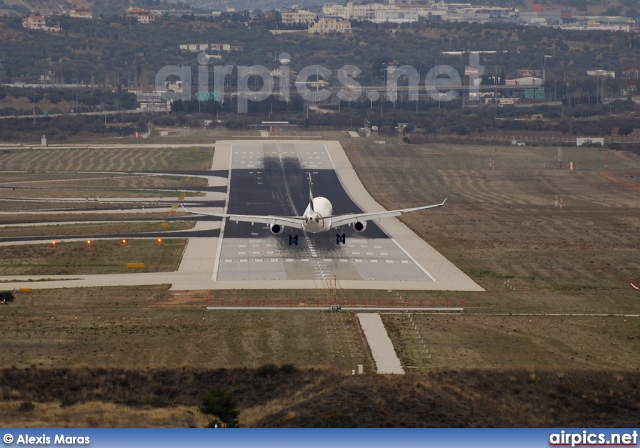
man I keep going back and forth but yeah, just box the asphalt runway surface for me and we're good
[216,141,434,284]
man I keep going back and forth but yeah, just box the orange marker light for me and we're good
[87,240,92,245]
[51,241,56,246]
[122,239,127,245]
[157,238,163,244]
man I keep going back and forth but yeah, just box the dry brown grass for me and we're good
[0,212,186,224]
[0,239,187,275]
[0,147,214,172]
[0,220,194,239]
[0,172,206,193]
[1,366,638,427]
[0,401,209,428]
[0,286,372,371]
[382,313,640,370]
[341,141,640,297]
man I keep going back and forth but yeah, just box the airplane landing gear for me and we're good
[336,233,346,245]
[289,234,298,246]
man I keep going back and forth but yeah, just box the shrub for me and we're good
[18,401,35,412]
[257,363,279,377]
[618,125,633,136]
[312,413,357,428]
[200,387,239,427]
[60,398,77,408]
[280,364,296,374]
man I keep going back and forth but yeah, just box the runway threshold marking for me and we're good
[323,142,437,283]
[211,143,233,281]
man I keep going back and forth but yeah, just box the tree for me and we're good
[200,387,240,427]
[617,125,633,136]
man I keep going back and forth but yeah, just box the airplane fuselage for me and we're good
[302,197,333,233]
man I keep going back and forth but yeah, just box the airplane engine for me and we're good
[269,224,284,234]
[353,221,367,232]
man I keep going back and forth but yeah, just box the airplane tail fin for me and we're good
[308,172,315,212]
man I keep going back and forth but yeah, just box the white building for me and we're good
[560,23,630,32]
[373,9,419,23]
[576,137,604,146]
[586,70,616,78]
[132,90,170,112]
[22,15,61,32]
[281,9,316,24]
[22,15,46,29]
[70,8,93,19]
[322,2,388,20]
[179,43,243,52]
[514,77,543,85]
[308,17,351,34]
[126,7,155,23]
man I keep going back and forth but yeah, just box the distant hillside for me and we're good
[0,0,72,17]
[186,0,324,12]
[3,0,636,17]
[0,0,191,18]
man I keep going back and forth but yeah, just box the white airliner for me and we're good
[183,173,446,245]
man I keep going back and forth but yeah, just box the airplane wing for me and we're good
[181,205,306,229]
[329,199,447,228]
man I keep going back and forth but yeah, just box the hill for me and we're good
[0,0,191,17]
[1,367,638,427]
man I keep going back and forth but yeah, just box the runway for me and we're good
[216,141,432,285]
[0,140,483,291]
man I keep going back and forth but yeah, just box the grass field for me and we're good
[0,146,214,172]
[0,401,209,428]
[0,220,194,239]
[0,173,207,201]
[0,212,186,224]
[0,239,187,275]
[0,286,372,371]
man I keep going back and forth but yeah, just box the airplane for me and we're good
[182,173,446,245]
